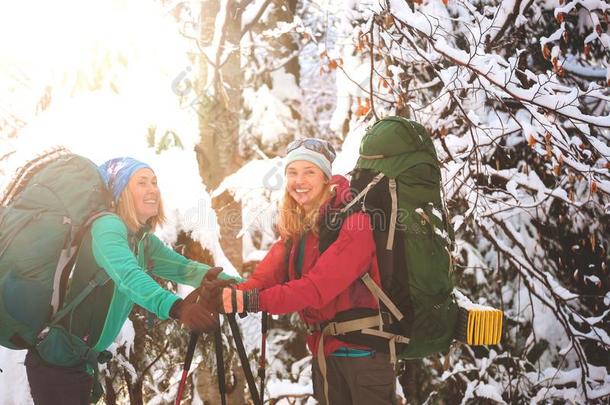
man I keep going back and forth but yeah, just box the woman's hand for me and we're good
[169,288,217,332]
[198,267,259,314]
[199,267,237,302]
[218,287,260,314]
[169,267,236,332]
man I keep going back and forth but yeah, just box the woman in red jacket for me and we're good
[212,139,396,404]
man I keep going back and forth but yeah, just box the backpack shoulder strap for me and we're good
[340,172,385,214]
[319,172,386,255]
[318,208,354,254]
[386,178,398,250]
[49,268,110,326]
[50,211,114,322]
[360,273,403,321]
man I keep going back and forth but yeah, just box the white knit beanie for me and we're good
[284,146,333,178]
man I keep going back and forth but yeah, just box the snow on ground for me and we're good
[0,349,31,405]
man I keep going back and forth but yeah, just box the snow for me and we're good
[563,60,608,79]
[111,319,136,358]
[454,289,498,311]
[332,131,362,175]
[212,158,283,261]
[474,383,506,404]
[541,25,565,46]
[242,85,299,150]
[428,35,610,128]
[2,0,609,403]
[460,380,506,404]
[266,377,313,399]
[0,0,240,401]
[271,68,302,102]
[0,349,31,405]
[528,364,610,403]
[514,284,572,366]
[242,0,273,29]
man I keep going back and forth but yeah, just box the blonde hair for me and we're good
[116,187,166,232]
[277,185,333,242]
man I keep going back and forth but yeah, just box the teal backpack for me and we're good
[0,148,112,351]
[318,116,458,360]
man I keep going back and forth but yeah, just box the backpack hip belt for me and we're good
[306,309,394,334]
[312,285,410,405]
[314,313,409,404]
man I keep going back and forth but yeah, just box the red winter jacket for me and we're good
[238,175,382,356]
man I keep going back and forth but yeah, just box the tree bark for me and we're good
[196,0,244,270]
[195,357,245,404]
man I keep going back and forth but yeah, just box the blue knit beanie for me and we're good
[98,157,152,202]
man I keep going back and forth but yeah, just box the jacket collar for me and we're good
[128,223,151,245]
[135,223,151,239]
[320,175,352,216]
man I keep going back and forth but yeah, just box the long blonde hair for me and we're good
[277,185,333,242]
[116,187,166,232]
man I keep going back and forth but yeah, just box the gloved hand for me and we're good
[170,287,217,333]
[217,287,260,314]
[199,267,237,307]
[201,267,237,296]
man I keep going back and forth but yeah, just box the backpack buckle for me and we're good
[37,327,50,341]
[328,212,341,230]
[326,322,339,336]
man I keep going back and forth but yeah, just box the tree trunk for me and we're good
[196,0,243,271]
[195,357,246,404]
[272,0,300,85]
[195,362,222,404]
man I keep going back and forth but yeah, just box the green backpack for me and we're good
[319,116,458,359]
[0,149,112,351]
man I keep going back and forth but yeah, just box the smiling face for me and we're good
[285,160,327,210]
[127,168,160,224]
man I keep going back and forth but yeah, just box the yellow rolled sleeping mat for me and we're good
[453,290,503,345]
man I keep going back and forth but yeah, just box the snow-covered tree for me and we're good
[331,0,609,403]
[2,0,608,404]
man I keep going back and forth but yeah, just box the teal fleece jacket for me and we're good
[88,214,240,351]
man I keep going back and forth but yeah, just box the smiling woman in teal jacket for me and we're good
[24,157,238,405]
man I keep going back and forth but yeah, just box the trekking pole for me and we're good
[227,313,262,405]
[175,332,198,405]
[214,322,227,405]
[258,311,268,403]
